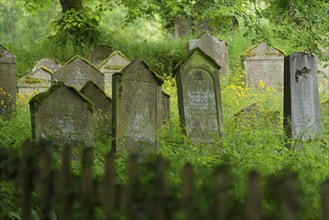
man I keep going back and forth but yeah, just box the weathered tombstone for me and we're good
[80,80,112,135]
[112,59,164,152]
[52,55,105,91]
[0,44,16,118]
[162,91,170,121]
[30,82,94,147]
[188,32,229,74]
[87,45,114,67]
[32,58,61,72]
[242,42,286,87]
[175,48,223,144]
[98,51,130,95]
[284,52,323,143]
[18,66,52,96]
[234,103,280,128]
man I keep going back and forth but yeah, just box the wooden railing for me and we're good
[0,141,328,220]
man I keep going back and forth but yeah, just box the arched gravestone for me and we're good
[30,82,94,147]
[188,32,229,74]
[0,44,16,119]
[52,55,105,91]
[242,42,286,87]
[87,45,114,67]
[98,51,130,95]
[80,80,112,135]
[18,66,52,96]
[32,58,61,72]
[284,52,323,143]
[175,48,223,144]
[112,59,164,152]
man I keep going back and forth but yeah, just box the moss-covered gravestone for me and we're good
[242,42,285,87]
[87,45,114,67]
[284,52,323,143]
[0,44,16,119]
[52,55,105,91]
[32,58,61,72]
[30,82,94,147]
[80,80,112,135]
[98,51,130,95]
[188,32,229,74]
[175,48,223,144]
[18,66,52,96]
[112,59,164,152]
[162,91,170,121]
[234,103,280,128]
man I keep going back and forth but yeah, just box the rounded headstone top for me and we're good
[87,45,114,67]
[32,58,61,73]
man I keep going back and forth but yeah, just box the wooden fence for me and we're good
[1,141,329,220]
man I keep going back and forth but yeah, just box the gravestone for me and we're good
[284,52,323,142]
[112,59,164,152]
[175,48,223,144]
[162,91,170,121]
[32,58,61,72]
[234,103,280,128]
[80,80,112,134]
[98,51,130,94]
[52,55,105,91]
[188,32,229,74]
[87,45,114,67]
[0,44,16,118]
[30,82,94,147]
[242,42,285,87]
[18,66,52,96]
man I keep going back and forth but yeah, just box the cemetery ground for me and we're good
[1,71,329,219]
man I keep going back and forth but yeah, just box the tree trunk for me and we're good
[59,0,83,12]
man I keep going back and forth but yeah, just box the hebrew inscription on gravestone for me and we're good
[18,67,52,96]
[52,55,105,91]
[284,52,323,142]
[30,82,94,147]
[0,44,17,118]
[112,59,163,152]
[175,48,223,144]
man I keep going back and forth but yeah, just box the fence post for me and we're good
[81,147,94,218]
[103,151,116,220]
[39,142,52,220]
[247,170,261,220]
[214,165,230,220]
[281,174,298,220]
[154,157,167,220]
[128,154,139,220]
[182,163,193,220]
[58,145,72,220]
[21,141,33,220]
[321,180,329,220]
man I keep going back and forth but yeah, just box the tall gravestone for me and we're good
[284,52,323,143]
[162,91,170,121]
[242,42,285,87]
[0,44,16,118]
[18,66,52,96]
[30,82,94,147]
[52,55,105,91]
[112,59,163,152]
[175,48,223,144]
[87,45,114,67]
[32,58,61,72]
[98,51,130,95]
[80,80,112,135]
[188,32,229,74]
